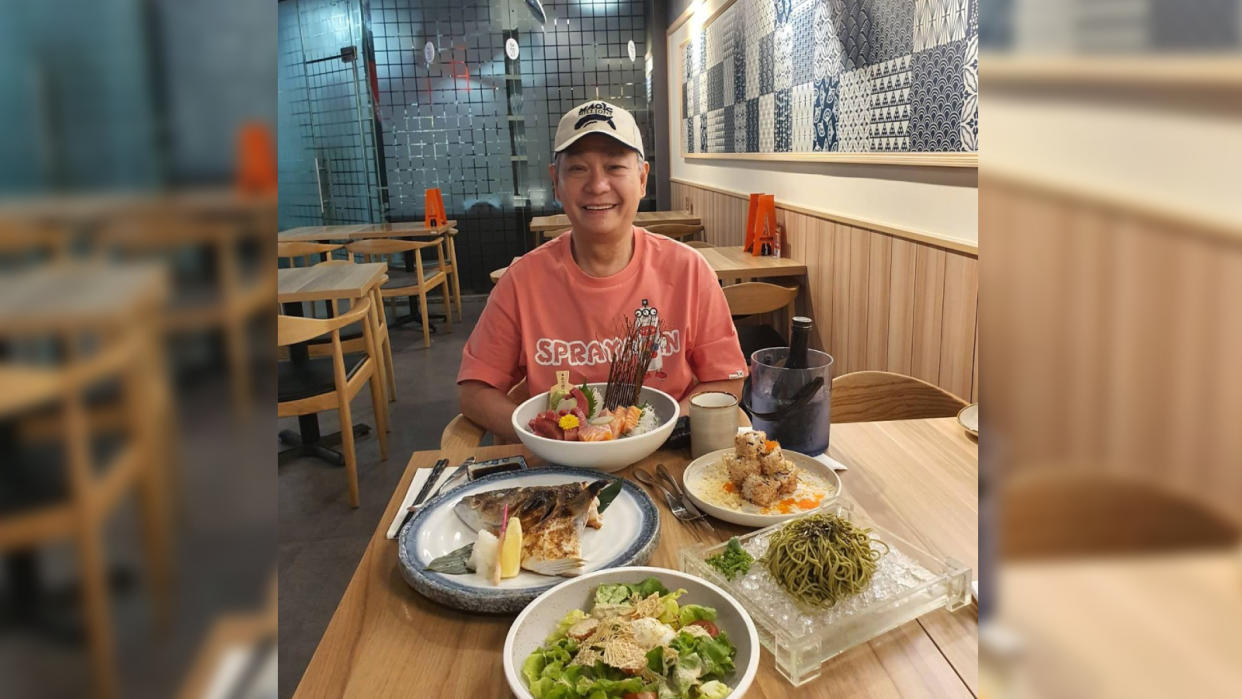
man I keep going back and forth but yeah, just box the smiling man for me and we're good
[457,100,746,441]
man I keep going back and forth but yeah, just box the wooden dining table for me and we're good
[293,417,978,698]
[489,246,806,286]
[529,210,700,233]
[277,262,388,464]
[278,224,370,243]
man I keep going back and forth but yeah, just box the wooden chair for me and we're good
[647,223,704,243]
[1001,471,1241,560]
[440,380,528,450]
[830,371,968,423]
[278,295,388,507]
[299,260,397,405]
[277,241,341,268]
[96,213,272,418]
[345,238,451,349]
[722,282,799,360]
[0,333,171,699]
[684,240,714,249]
[439,228,463,321]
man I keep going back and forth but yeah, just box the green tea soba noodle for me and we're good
[760,513,889,608]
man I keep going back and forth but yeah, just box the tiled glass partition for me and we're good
[280,0,654,290]
[279,0,386,228]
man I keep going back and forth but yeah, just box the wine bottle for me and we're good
[783,316,813,369]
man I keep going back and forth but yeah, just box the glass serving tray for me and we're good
[679,503,972,686]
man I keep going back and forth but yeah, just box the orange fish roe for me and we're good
[764,440,779,453]
[797,498,820,510]
[722,481,737,493]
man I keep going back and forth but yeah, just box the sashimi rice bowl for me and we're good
[512,383,679,473]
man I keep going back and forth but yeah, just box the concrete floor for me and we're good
[277,294,487,699]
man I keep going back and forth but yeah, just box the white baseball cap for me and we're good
[553,100,645,160]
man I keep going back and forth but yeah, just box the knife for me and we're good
[656,463,718,539]
[425,456,475,502]
[398,457,449,532]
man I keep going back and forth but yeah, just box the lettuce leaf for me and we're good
[593,578,670,607]
[669,630,736,680]
[657,588,688,624]
[677,604,716,628]
[699,680,732,699]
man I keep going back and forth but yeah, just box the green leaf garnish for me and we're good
[579,381,597,417]
[596,478,623,513]
[427,543,474,574]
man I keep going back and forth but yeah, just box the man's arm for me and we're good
[459,380,521,443]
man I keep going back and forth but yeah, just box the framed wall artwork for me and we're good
[678,0,979,167]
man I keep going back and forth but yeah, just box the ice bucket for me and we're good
[742,348,834,456]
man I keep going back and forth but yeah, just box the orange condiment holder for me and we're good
[744,193,779,256]
[424,188,447,228]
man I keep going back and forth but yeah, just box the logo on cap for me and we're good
[574,102,616,131]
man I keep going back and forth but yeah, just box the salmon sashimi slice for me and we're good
[578,424,613,441]
[622,406,642,435]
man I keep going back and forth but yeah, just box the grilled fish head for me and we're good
[452,480,610,534]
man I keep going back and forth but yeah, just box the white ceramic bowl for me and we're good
[511,383,680,473]
[503,566,761,699]
[682,448,843,528]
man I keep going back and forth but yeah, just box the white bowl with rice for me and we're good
[682,448,842,527]
[511,383,679,473]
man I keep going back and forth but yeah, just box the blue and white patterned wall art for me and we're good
[681,0,979,156]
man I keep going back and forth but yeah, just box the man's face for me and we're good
[550,133,649,240]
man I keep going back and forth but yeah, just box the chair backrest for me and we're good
[439,379,530,450]
[646,223,704,241]
[830,371,967,423]
[684,240,714,249]
[278,242,340,267]
[345,237,442,257]
[440,414,485,452]
[277,295,372,347]
[1001,470,1241,559]
[722,282,799,317]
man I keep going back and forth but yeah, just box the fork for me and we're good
[634,467,703,542]
[656,463,719,541]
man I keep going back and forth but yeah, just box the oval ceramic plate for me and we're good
[682,449,843,528]
[958,403,979,437]
[397,467,660,613]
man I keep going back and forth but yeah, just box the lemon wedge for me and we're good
[499,516,522,578]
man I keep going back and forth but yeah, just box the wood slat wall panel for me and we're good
[887,237,918,376]
[940,252,978,401]
[866,233,893,370]
[982,176,1242,520]
[911,244,947,386]
[672,180,978,400]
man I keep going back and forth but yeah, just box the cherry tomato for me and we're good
[623,693,657,699]
[688,620,720,638]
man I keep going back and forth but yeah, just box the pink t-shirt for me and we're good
[458,227,747,400]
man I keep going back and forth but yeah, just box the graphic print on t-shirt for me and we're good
[531,299,674,382]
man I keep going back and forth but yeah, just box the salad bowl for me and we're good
[512,383,680,472]
[503,566,760,699]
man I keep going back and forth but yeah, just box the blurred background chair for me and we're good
[345,238,451,349]
[722,281,799,360]
[646,222,704,243]
[277,241,341,268]
[96,211,271,418]
[1001,471,1241,560]
[830,371,968,423]
[0,306,171,699]
[277,295,388,507]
